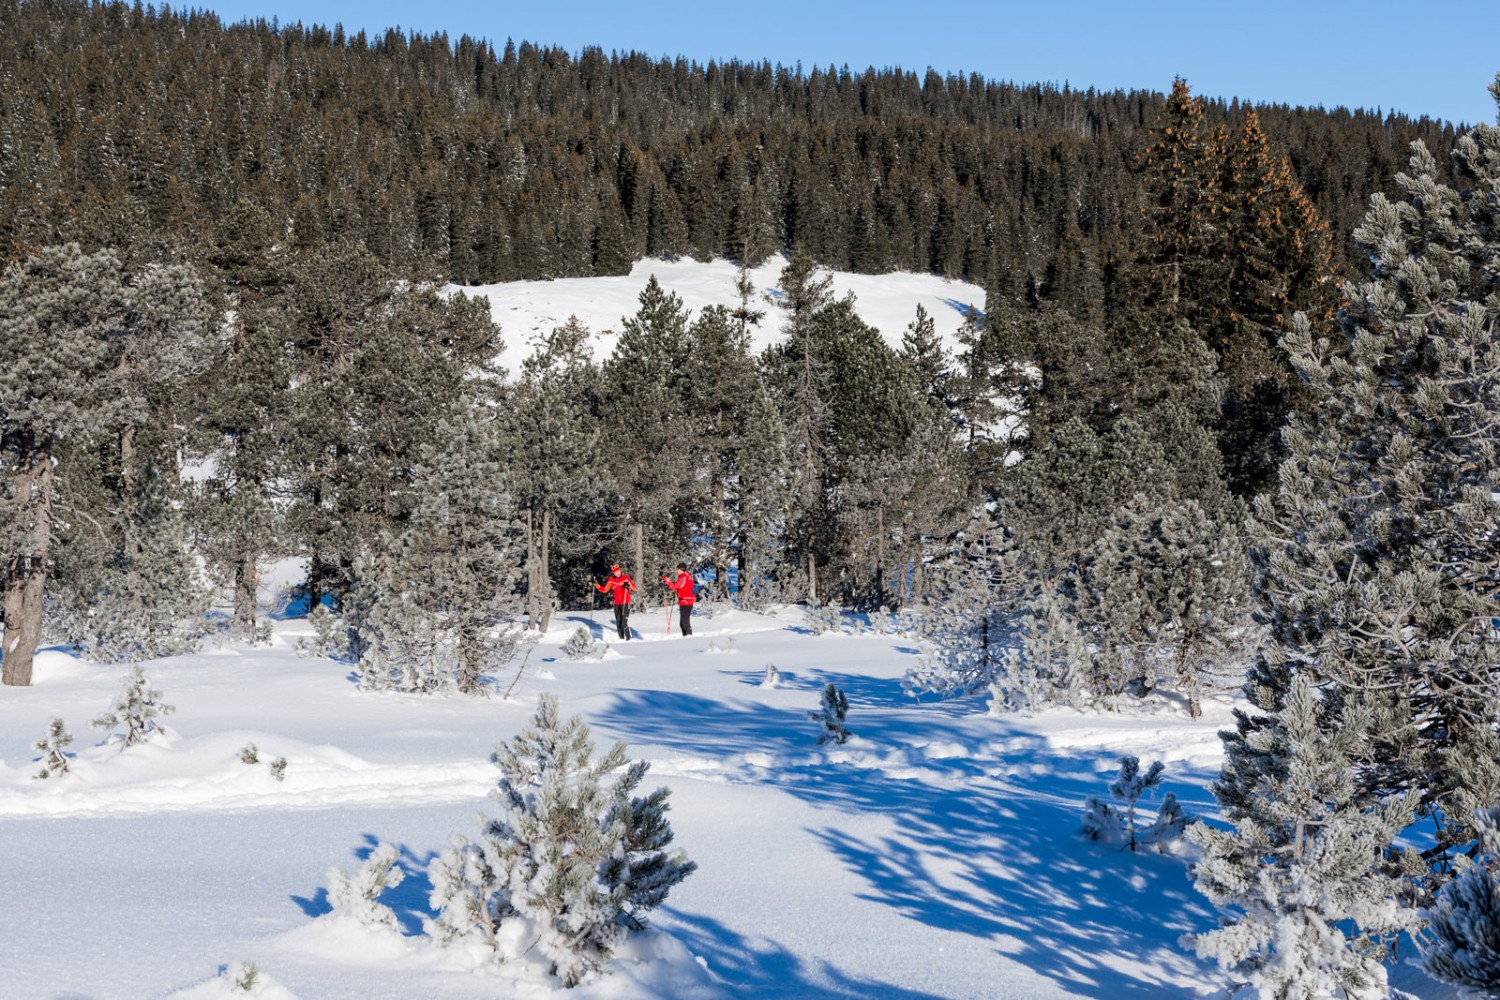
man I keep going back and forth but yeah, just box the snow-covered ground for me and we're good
[0,599,1458,999]
[0,260,1459,998]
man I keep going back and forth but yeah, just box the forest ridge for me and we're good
[0,0,1461,294]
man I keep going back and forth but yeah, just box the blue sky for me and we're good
[192,0,1500,126]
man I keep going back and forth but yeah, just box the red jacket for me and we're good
[597,572,636,605]
[662,571,696,606]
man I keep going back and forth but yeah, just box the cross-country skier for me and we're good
[662,563,697,636]
[596,564,637,639]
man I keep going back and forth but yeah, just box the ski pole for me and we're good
[665,594,672,635]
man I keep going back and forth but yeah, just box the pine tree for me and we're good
[1188,678,1421,999]
[507,317,607,627]
[32,717,73,779]
[1247,96,1500,869]
[808,683,852,745]
[1421,806,1500,994]
[351,412,526,695]
[598,276,697,584]
[0,245,211,685]
[426,695,695,986]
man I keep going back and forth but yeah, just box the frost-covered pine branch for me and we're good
[1421,806,1500,993]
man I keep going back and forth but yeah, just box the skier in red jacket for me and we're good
[596,564,637,640]
[662,562,696,636]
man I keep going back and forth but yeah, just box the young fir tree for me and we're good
[1243,92,1500,873]
[426,695,695,987]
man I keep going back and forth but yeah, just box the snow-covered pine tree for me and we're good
[54,455,213,662]
[809,683,852,745]
[1110,756,1165,852]
[91,665,175,747]
[907,513,1005,697]
[1244,83,1500,874]
[350,411,527,695]
[563,627,597,660]
[32,717,73,779]
[1188,677,1421,999]
[1421,807,1500,993]
[426,694,694,987]
[1050,494,1249,716]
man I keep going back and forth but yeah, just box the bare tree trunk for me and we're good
[737,531,748,600]
[233,549,258,639]
[633,522,644,598]
[875,505,885,608]
[3,445,54,687]
[524,506,538,629]
[538,508,554,633]
[808,553,818,605]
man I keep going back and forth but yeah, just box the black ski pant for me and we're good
[678,605,692,636]
[614,603,630,639]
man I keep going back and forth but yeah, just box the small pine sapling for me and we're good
[298,604,346,659]
[1080,795,1125,845]
[809,683,852,744]
[33,718,74,779]
[1110,755,1165,852]
[226,960,259,993]
[1422,807,1500,993]
[760,663,781,688]
[91,665,174,747]
[239,743,260,764]
[268,757,287,782]
[1082,756,1186,851]
[327,842,406,931]
[563,626,597,660]
[1141,792,1190,849]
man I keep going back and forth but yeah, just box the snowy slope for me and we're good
[456,256,986,374]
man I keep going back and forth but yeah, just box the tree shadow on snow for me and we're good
[597,685,1223,998]
[666,912,958,1000]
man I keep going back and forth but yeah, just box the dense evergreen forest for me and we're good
[0,0,1460,296]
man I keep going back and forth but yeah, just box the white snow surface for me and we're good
[0,602,1458,999]
[1,260,1459,998]
[457,255,986,375]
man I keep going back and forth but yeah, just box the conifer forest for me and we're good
[8,0,1500,995]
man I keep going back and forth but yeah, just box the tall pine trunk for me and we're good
[2,437,54,687]
[233,549,258,640]
[538,508,553,633]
